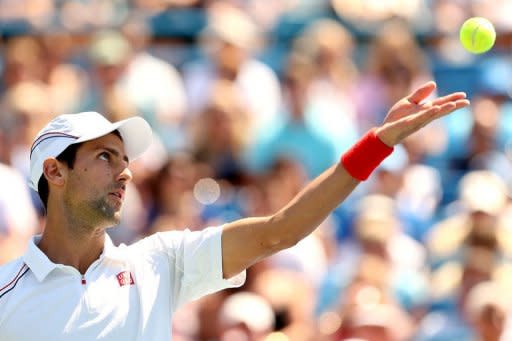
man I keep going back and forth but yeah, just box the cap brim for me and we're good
[75,116,152,162]
[112,116,153,161]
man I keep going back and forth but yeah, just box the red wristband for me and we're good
[341,128,394,181]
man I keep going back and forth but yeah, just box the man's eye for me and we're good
[99,152,110,161]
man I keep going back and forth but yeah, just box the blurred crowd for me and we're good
[2,0,512,340]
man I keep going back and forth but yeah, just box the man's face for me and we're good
[62,133,132,228]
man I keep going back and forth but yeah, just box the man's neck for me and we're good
[38,215,106,274]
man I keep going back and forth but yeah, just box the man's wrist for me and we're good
[340,128,395,181]
[373,126,395,147]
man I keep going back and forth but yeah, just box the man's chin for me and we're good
[100,208,122,228]
[89,200,123,227]
[106,212,122,227]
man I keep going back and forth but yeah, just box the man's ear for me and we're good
[42,158,67,187]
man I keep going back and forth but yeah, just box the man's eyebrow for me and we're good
[99,147,129,163]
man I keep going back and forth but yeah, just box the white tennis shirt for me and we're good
[0,226,245,340]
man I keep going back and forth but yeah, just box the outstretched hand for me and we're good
[375,81,470,146]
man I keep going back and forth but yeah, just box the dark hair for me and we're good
[37,143,82,210]
[37,130,123,210]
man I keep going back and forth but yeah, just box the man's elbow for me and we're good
[264,214,302,253]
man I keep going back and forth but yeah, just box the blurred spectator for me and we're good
[292,18,360,157]
[427,170,511,267]
[146,153,202,233]
[0,0,54,30]
[470,0,512,32]
[86,30,136,116]
[464,281,510,341]
[244,1,296,33]
[219,291,275,340]
[368,146,443,240]
[431,0,470,35]
[39,32,90,115]
[317,194,429,317]
[189,79,250,183]
[195,291,228,341]
[1,35,87,173]
[0,163,39,264]
[419,171,512,339]
[88,27,188,150]
[337,303,414,341]
[446,96,503,171]
[134,0,203,12]
[245,53,337,178]
[293,18,358,96]
[0,129,10,165]
[395,164,443,241]
[331,0,429,32]
[1,81,54,177]
[415,248,512,340]
[58,0,130,32]
[251,269,318,341]
[183,2,282,138]
[120,17,189,150]
[370,145,410,199]
[2,36,45,88]
[355,18,433,130]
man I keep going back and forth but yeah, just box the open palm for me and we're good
[376,81,470,146]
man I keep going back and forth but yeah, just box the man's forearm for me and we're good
[221,162,358,278]
[267,162,358,248]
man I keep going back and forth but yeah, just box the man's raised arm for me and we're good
[221,81,469,279]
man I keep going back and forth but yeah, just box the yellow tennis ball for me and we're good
[459,17,496,54]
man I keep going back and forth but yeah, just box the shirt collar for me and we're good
[102,234,125,261]
[23,234,125,282]
[22,235,57,282]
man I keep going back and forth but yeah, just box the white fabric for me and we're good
[29,111,152,191]
[0,227,245,341]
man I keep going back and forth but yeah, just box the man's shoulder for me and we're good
[128,230,187,251]
[128,227,222,253]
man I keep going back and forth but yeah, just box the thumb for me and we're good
[407,81,436,105]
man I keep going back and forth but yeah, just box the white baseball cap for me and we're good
[29,111,153,191]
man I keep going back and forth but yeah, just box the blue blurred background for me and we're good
[2,1,512,340]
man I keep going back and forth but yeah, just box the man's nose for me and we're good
[117,166,133,183]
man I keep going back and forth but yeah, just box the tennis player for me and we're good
[0,81,468,340]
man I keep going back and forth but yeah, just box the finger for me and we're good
[454,99,471,109]
[392,99,469,141]
[429,99,469,122]
[402,105,441,129]
[435,99,470,117]
[384,105,441,141]
[410,102,450,128]
[436,102,457,116]
[431,92,467,107]
[407,81,436,105]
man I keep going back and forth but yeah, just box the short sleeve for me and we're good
[139,226,246,310]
